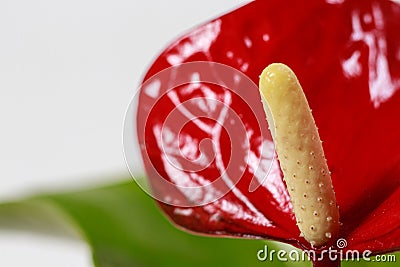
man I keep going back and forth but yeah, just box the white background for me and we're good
[0,0,247,266]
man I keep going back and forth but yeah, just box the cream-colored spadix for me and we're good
[259,63,339,247]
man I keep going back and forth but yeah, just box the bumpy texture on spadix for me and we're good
[259,63,340,247]
[137,0,400,256]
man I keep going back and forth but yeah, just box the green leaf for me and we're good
[0,179,397,267]
[0,180,304,267]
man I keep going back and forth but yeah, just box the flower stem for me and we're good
[312,257,340,267]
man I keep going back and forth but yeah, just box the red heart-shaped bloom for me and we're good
[136,0,400,265]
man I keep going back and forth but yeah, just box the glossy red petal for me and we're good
[137,0,400,254]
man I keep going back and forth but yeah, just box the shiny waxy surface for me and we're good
[137,0,400,254]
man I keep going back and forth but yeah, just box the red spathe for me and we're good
[137,0,400,256]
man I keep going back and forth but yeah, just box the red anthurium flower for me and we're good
[136,0,400,266]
